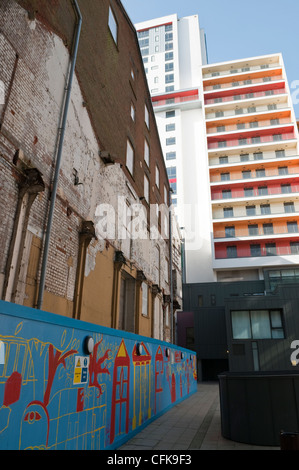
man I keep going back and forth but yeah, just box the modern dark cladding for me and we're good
[180,280,299,379]
[183,280,265,310]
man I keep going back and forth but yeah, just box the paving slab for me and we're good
[117,382,281,451]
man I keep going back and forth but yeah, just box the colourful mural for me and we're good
[0,300,197,450]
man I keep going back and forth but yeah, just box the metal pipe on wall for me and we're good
[36,0,82,309]
[169,192,174,344]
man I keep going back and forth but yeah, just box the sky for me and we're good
[122,0,299,118]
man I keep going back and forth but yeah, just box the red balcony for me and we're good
[208,130,295,150]
[215,238,299,259]
[152,89,199,108]
[211,177,299,201]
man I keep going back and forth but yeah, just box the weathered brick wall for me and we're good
[0,0,181,340]
[0,1,100,306]
[16,0,170,201]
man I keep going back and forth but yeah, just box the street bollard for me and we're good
[280,431,299,450]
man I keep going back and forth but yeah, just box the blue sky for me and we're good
[122,0,299,118]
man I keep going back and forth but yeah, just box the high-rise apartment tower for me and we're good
[136,12,299,377]
[202,53,299,284]
[136,14,208,283]
[137,13,299,285]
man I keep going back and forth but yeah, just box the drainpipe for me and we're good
[169,192,174,344]
[36,0,82,309]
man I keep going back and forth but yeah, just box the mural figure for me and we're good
[132,342,152,428]
[89,337,111,397]
[0,304,197,450]
[110,340,130,445]
[154,346,164,414]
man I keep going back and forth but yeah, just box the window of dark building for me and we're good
[186,327,195,350]
[231,309,284,339]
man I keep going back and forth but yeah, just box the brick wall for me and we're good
[0,0,181,341]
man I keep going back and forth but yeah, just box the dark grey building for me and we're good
[180,276,299,380]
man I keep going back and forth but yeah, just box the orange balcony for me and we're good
[213,218,299,240]
[202,66,283,88]
[203,74,283,93]
[210,164,299,183]
[206,117,292,135]
[204,85,286,106]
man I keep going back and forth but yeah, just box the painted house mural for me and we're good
[0,301,197,450]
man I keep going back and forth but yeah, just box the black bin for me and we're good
[280,432,299,450]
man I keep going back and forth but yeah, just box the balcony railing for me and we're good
[210,169,299,183]
[215,244,299,260]
[213,206,299,221]
[209,152,299,168]
[213,226,299,240]
[208,132,295,150]
[152,93,199,108]
[211,184,299,202]
[205,88,286,106]
[204,75,283,93]
[207,117,292,135]
[202,63,281,79]
[205,102,289,121]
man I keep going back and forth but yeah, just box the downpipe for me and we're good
[36,0,82,309]
[169,197,174,344]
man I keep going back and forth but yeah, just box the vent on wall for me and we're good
[232,343,245,356]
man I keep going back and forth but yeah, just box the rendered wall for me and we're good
[0,300,197,450]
